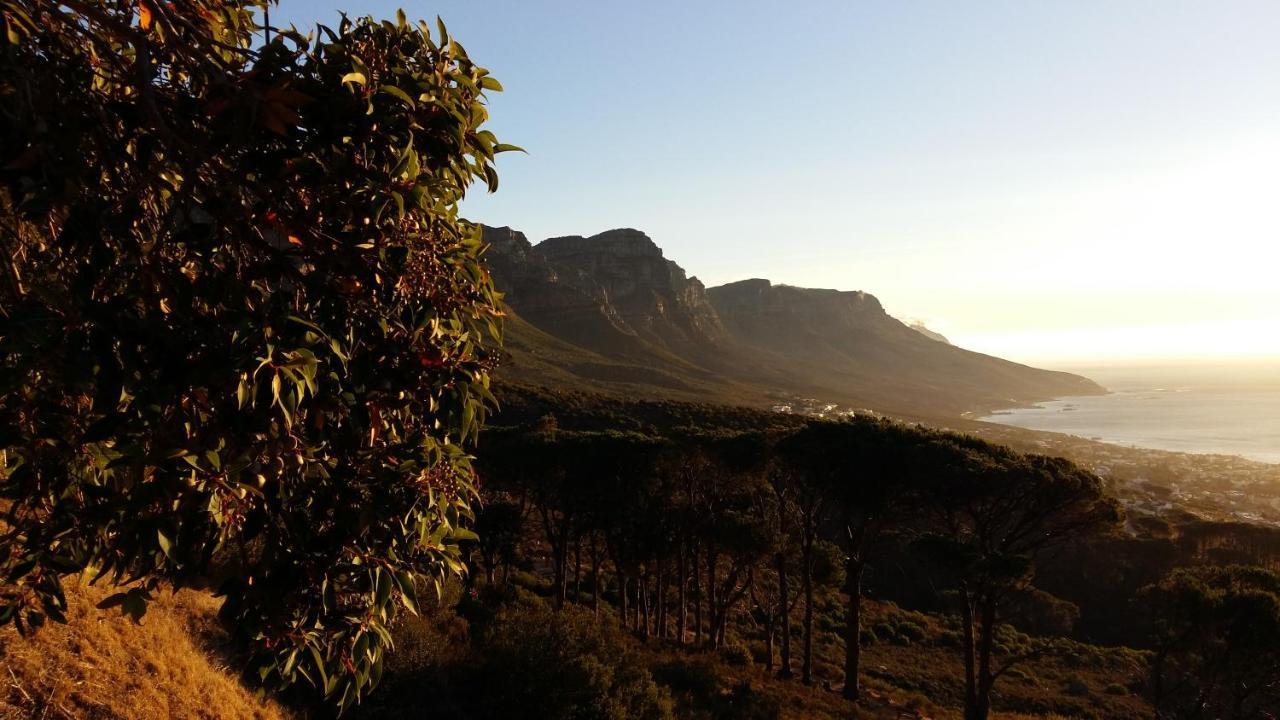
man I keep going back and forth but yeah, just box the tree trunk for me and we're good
[573,537,582,603]
[777,552,793,679]
[961,593,980,720]
[642,576,652,638]
[693,542,704,645]
[590,537,602,616]
[620,574,630,625]
[764,615,776,671]
[707,546,718,643]
[541,507,568,609]
[973,598,996,720]
[801,536,815,685]
[677,541,688,643]
[554,528,569,608]
[842,558,865,701]
[656,557,667,639]
[634,577,644,632]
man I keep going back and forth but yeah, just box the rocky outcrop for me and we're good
[533,229,729,357]
[908,321,951,345]
[482,226,643,356]
[484,226,729,365]
[708,280,889,349]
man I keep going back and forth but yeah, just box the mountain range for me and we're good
[482,225,1103,418]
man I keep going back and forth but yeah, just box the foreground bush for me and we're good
[1,0,513,709]
[475,601,674,720]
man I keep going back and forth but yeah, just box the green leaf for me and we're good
[340,71,367,86]
[378,85,415,109]
[236,375,250,409]
[391,191,405,221]
[374,569,393,606]
[450,527,479,542]
[309,645,329,690]
[156,529,175,559]
[283,647,301,677]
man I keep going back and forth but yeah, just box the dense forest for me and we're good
[2,2,1278,719]
[350,384,1275,720]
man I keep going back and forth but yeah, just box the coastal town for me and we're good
[960,419,1280,528]
[770,395,1280,529]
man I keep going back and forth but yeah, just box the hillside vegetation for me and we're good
[4,387,1279,719]
[3,3,1277,719]
[0,580,286,720]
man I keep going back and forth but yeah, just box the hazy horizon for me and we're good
[275,0,1280,366]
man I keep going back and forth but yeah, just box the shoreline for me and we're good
[974,391,1280,467]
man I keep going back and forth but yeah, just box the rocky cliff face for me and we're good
[535,229,728,356]
[484,226,729,364]
[482,226,642,356]
[482,225,1104,416]
[709,280,891,351]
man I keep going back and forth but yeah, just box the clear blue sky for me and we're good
[274,1,1280,366]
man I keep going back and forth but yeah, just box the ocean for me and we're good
[980,361,1280,464]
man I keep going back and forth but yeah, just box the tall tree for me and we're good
[782,419,925,700]
[1142,565,1280,719]
[0,1,514,709]
[750,456,805,676]
[773,437,829,685]
[915,445,1121,720]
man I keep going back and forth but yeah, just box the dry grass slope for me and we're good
[0,580,288,720]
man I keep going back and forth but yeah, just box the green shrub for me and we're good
[652,659,719,700]
[652,662,778,720]
[899,691,942,717]
[1064,674,1091,697]
[747,640,771,664]
[721,642,753,667]
[351,606,470,718]
[476,603,674,720]
[0,2,513,711]
[1004,666,1035,682]
[1104,682,1129,696]
[895,621,927,642]
[716,682,780,720]
[817,613,842,633]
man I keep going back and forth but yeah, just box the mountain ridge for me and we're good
[481,225,1103,417]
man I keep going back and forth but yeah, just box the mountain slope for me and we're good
[707,279,1101,415]
[482,225,1103,417]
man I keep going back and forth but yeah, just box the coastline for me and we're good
[975,389,1280,467]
